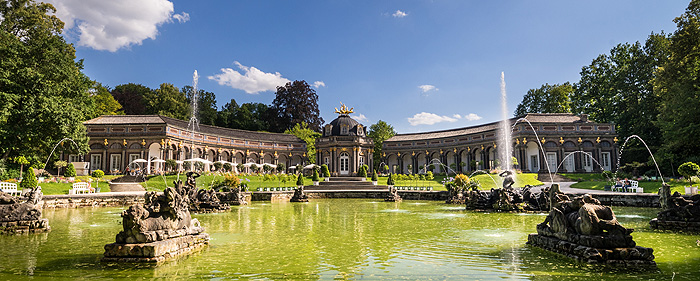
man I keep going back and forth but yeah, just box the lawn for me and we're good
[38,175,119,195]
[139,173,543,192]
[569,180,689,194]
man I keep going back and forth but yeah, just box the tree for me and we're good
[320,164,330,178]
[215,98,239,128]
[13,156,29,179]
[89,82,123,119]
[296,173,304,186]
[386,173,395,186]
[276,163,285,173]
[655,0,700,168]
[312,168,320,182]
[270,80,324,132]
[0,0,93,162]
[371,171,378,182]
[183,86,217,126]
[91,169,104,190]
[111,83,151,115]
[514,83,573,116]
[573,33,669,164]
[678,162,700,181]
[54,160,67,177]
[368,120,396,170]
[143,83,188,120]
[285,122,321,164]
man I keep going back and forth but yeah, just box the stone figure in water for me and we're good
[529,191,655,266]
[0,186,44,223]
[499,170,515,189]
[291,186,309,202]
[385,186,402,202]
[180,171,229,213]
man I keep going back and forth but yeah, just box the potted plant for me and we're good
[312,168,320,185]
[321,164,330,181]
[19,165,38,194]
[358,165,367,180]
[371,171,378,185]
[91,169,105,192]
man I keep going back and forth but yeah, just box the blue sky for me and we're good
[46,0,688,133]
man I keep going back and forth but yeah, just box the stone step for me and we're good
[305,185,388,191]
[329,177,366,181]
[318,181,375,186]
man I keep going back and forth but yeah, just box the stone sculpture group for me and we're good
[103,173,209,262]
[0,186,49,233]
[650,183,700,231]
[527,184,655,266]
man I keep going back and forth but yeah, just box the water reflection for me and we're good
[0,201,698,280]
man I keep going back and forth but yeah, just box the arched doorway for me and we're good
[339,152,350,175]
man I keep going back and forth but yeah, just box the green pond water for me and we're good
[1,199,699,280]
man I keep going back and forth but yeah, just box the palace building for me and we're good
[79,110,617,176]
[381,113,618,174]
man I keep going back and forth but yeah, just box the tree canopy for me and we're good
[654,0,700,168]
[0,0,93,161]
[368,120,396,169]
[514,83,574,116]
[271,80,324,132]
[285,122,321,164]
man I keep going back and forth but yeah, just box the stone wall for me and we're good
[568,192,660,208]
[41,193,145,209]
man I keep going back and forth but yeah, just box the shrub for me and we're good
[276,163,286,173]
[321,164,330,177]
[453,174,469,189]
[251,165,259,173]
[214,162,223,171]
[371,171,378,182]
[312,169,320,181]
[387,173,395,186]
[183,161,192,170]
[296,173,305,186]
[678,162,700,181]
[237,163,244,173]
[223,163,232,172]
[64,163,76,177]
[91,169,105,179]
[263,164,273,173]
[19,167,37,190]
[358,165,367,177]
[223,173,241,188]
[165,159,177,171]
[425,171,434,181]
[601,171,614,182]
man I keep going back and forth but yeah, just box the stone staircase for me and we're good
[304,177,388,191]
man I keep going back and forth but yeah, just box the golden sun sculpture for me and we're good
[334,102,354,115]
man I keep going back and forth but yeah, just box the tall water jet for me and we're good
[498,72,513,172]
[187,70,200,160]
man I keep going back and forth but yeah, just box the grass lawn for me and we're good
[38,175,119,195]
[141,174,316,192]
[380,173,543,191]
[139,173,543,192]
[569,180,689,194]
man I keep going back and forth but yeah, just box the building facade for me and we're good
[381,113,618,174]
[78,112,616,176]
[82,115,307,174]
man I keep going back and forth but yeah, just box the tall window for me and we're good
[110,154,122,172]
[601,152,611,171]
[359,155,364,167]
[68,154,80,163]
[90,154,101,172]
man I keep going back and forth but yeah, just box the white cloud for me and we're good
[172,12,190,23]
[418,84,438,93]
[45,0,187,52]
[464,113,482,121]
[408,112,459,126]
[313,81,326,88]
[208,61,290,94]
[393,10,408,18]
[351,114,369,122]
[452,114,462,119]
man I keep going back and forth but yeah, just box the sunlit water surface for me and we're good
[0,199,699,280]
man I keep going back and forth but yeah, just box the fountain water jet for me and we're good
[499,72,513,173]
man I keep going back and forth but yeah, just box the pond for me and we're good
[0,199,698,280]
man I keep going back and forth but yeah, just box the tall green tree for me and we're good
[285,122,321,164]
[368,120,396,169]
[271,80,324,132]
[514,83,573,116]
[110,83,151,115]
[183,86,217,126]
[0,0,92,161]
[144,83,188,120]
[89,82,123,119]
[655,0,700,168]
[215,98,239,128]
[573,33,669,164]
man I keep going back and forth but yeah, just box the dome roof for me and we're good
[325,115,366,137]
